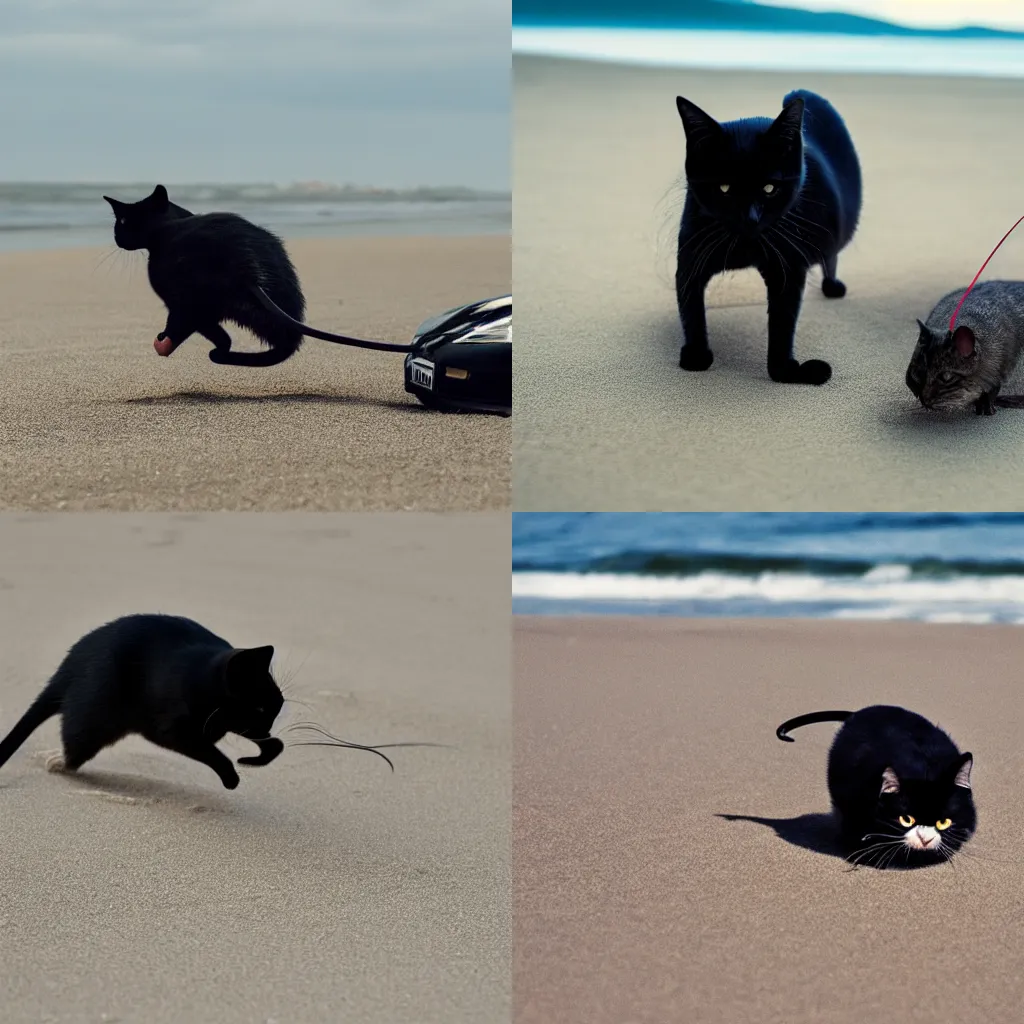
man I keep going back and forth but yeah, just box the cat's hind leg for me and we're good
[821,253,847,299]
[198,323,233,353]
[58,716,126,773]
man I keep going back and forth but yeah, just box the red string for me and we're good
[949,212,1024,331]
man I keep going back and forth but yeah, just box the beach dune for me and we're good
[514,56,1024,510]
[515,616,1024,1023]
[0,234,510,510]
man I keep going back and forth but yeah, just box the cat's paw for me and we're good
[220,772,240,790]
[679,346,714,372]
[822,277,846,299]
[798,359,832,385]
[238,738,284,766]
[768,359,832,385]
[974,394,997,416]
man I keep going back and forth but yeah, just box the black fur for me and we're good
[0,614,285,788]
[777,705,975,868]
[103,185,306,366]
[674,89,861,384]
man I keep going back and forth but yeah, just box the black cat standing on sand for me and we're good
[777,705,975,868]
[104,185,306,366]
[0,615,285,788]
[675,90,862,384]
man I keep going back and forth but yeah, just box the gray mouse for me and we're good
[906,280,1024,415]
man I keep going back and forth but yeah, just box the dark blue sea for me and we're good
[513,513,1024,622]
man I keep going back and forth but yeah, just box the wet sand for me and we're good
[0,513,510,1023]
[0,235,510,511]
[515,616,1024,1023]
[514,57,1024,509]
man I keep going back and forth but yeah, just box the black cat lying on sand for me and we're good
[0,614,285,788]
[777,705,975,868]
[104,185,307,367]
[675,89,861,385]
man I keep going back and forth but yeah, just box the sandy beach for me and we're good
[515,616,1024,1023]
[514,57,1024,510]
[0,514,510,1024]
[0,235,510,511]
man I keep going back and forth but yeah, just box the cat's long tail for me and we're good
[776,710,852,742]
[0,675,67,769]
[249,285,413,353]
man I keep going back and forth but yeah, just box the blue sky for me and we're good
[0,0,509,189]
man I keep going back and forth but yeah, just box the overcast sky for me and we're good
[0,0,509,189]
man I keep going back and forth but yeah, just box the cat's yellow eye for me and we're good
[719,184,730,193]
[763,183,776,194]
[936,818,952,831]
[898,815,915,828]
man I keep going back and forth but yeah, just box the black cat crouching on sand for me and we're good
[674,89,862,385]
[0,614,285,789]
[104,185,306,366]
[777,705,975,868]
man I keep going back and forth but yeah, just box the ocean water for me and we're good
[512,27,1024,79]
[513,513,1024,622]
[0,183,512,253]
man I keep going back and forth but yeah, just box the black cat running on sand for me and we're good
[104,186,308,367]
[675,89,861,385]
[777,705,975,868]
[0,614,285,789]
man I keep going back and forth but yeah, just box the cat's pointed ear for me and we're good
[675,96,722,142]
[879,766,900,795]
[150,184,170,211]
[103,195,123,212]
[768,96,805,148]
[226,645,275,682]
[952,325,977,359]
[953,752,973,790]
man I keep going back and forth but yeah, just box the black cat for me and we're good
[0,614,285,789]
[674,89,862,385]
[777,705,975,868]
[103,185,306,366]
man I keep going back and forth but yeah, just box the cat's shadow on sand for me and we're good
[717,811,848,860]
[111,390,428,414]
[56,764,236,814]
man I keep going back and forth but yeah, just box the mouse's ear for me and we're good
[953,752,973,790]
[915,319,930,339]
[879,766,900,795]
[952,325,977,358]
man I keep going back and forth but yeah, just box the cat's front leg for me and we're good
[155,308,198,357]
[237,736,284,766]
[675,264,714,372]
[171,739,240,789]
[763,266,831,385]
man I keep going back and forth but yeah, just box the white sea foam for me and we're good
[511,568,1024,622]
[512,27,1024,79]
